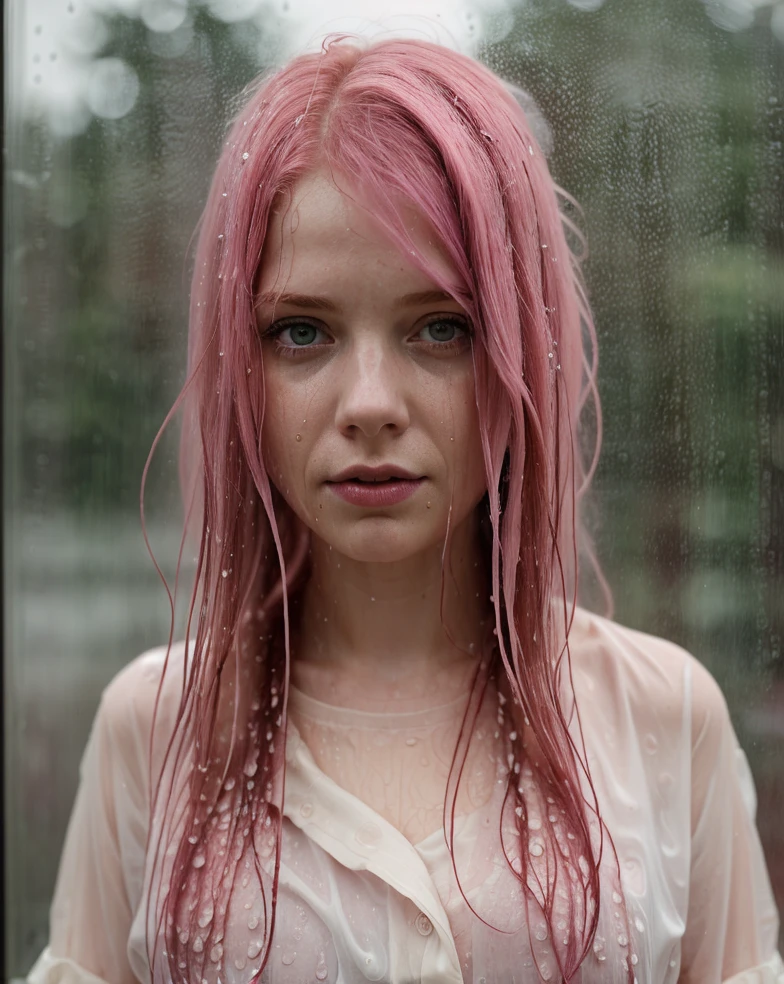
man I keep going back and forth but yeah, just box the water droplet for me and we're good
[528,817,542,830]
[612,891,623,904]
[192,854,206,868]
[634,916,645,932]
[187,834,198,844]
[247,940,263,959]
[356,822,383,848]
[315,950,329,980]
[405,737,417,746]
[242,152,249,161]
[530,841,544,857]
[593,936,606,961]
[281,949,297,965]
[209,943,223,962]
[534,924,548,941]
[178,930,189,944]
[221,570,228,578]
[618,934,628,947]
[198,902,214,927]
[192,936,204,953]
[295,434,301,441]
[224,777,235,790]
[300,801,313,818]
[631,954,639,966]
[234,955,247,970]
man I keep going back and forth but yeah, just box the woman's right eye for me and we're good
[260,319,331,356]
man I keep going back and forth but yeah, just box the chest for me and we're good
[289,701,502,846]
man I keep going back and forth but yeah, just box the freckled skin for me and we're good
[256,168,492,701]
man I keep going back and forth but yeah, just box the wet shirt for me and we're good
[27,608,783,984]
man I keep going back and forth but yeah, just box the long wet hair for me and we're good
[141,35,627,984]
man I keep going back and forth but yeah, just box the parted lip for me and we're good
[328,465,423,483]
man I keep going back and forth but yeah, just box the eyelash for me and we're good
[259,316,472,360]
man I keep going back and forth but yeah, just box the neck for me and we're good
[289,508,493,704]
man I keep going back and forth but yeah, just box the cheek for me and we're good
[448,380,487,502]
[260,372,306,495]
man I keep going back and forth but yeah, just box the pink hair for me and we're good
[140,35,626,984]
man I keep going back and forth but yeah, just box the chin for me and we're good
[326,520,444,564]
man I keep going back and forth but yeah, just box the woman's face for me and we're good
[256,168,487,564]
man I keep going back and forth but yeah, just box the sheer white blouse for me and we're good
[27,607,783,984]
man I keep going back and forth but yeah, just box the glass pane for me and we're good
[5,0,782,976]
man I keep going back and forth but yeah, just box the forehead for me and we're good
[257,168,459,295]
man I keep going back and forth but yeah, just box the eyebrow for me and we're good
[255,289,456,311]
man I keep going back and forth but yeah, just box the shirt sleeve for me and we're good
[680,659,783,984]
[27,661,154,984]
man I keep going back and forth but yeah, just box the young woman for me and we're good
[29,35,782,984]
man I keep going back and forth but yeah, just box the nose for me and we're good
[334,336,410,439]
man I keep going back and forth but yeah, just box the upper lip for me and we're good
[328,464,423,483]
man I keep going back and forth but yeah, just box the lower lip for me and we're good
[327,478,425,507]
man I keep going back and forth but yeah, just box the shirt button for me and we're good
[415,912,433,937]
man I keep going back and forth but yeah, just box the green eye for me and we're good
[288,324,319,345]
[419,317,470,347]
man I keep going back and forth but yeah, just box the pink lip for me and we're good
[327,478,425,507]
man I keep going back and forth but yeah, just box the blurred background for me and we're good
[4,0,783,973]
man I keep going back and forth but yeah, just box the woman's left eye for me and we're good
[417,317,471,349]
